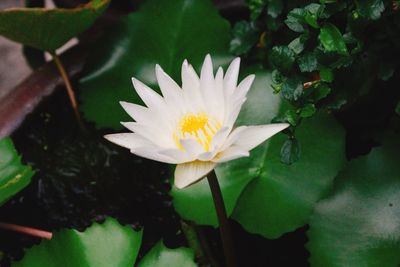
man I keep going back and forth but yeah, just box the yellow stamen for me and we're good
[174,112,220,151]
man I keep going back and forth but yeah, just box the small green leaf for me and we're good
[12,218,142,267]
[319,23,348,55]
[299,104,317,118]
[298,52,318,72]
[313,83,331,101]
[356,0,385,20]
[267,0,283,18]
[319,67,333,82]
[0,137,33,206]
[79,0,232,129]
[307,136,400,267]
[230,21,260,55]
[281,77,303,101]
[288,35,306,54]
[280,137,300,164]
[285,8,305,32]
[248,0,267,20]
[270,46,296,73]
[138,242,196,267]
[285,109,298,126]
[0,0,110,52]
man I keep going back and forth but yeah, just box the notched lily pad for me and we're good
[0,0,110,51]
[0,137,33,206]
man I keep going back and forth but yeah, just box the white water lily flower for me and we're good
[105,55,289,189]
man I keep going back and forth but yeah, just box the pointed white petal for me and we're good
[104,133,154,150]
[174,161,216,189]
[131,78,164,109]
[120,101,151,124]
[131,147,178,164]
[200,54,214,110]
[181,60,200,91]
[223,57,240,97]
[221,126,247,151]
[231,123,289,151]
[234,74,255,102]
[212,145,249,163]
[210,126,230,151]
[121,122,174,147]
[155,64,184,111]
[181,60,203,112]
[180,138,203,158]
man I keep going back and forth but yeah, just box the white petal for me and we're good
[180,138,203,158]
[220,126,247,151]
[230,123,289,151]
[181,60,200,91]
[131,147,178,164]
[104,133,154,150]
[212,145,249,163]
[234,74,255,102]
[131,78,164,110]
[210,126,230,151]
[159,148,192,163]
[120,101,150,124]
[181,60,204,112]
[223,57,240,98]
[155,64,184,111]
[200,55,214,110]
[121,122,174,147]
[174,161,216,189]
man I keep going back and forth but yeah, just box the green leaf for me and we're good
[171,69,282,226]
[288,35,307,54]
[270,46,296,73]
[281,77,303,101]
[319,23,348,55]
[356,0,385,20]
[313,83,331,101]
[285,8,306,32]
[303,4,321,29]
[230,21,260,55]
[12,218,142,267]
[232,112,346,238]
[307,136,400,267]
[0,137,33,206]
[138,241,197,267]
[79,0,232,129]
[248,0,267,20]
[280,137,300,164]
[319,67,333,82]
[0,0,110,52]
[298,52,318,72]
[299,103,317,118]
[266,0,283,18]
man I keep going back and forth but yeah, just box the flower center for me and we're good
[174,112,221,151]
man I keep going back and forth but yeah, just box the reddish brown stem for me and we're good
[51,52,86,132]
[0,222,52,240]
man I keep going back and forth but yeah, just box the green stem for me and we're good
[207,170,236,267]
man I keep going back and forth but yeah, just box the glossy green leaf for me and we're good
[288,36,306,54]
[281,77,303,101]
[12,218,142,267]
[0,137,33,206]
[319,23,348,55]
[79,0,231,129]
[356,0,385,20]
[307,136,400,267]
[138,241,197,267]
[298,52,318,72]
[171,69,282,226]
[231,111,346,238]
[0,0,110,52]
[230,21,260,55]
[319,67,333,82]
[285,8,306,33]
[270,46,296,73]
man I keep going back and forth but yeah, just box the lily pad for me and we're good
[231,111,346,238]
[0,0,110,52]
[0,137,33,206]
[12,218,143,267]
[171,69,282,226]
[307,135,400,267]
[79,0,232,129]
[138,241,197,267]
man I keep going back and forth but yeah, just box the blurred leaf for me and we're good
[288,35,307,54]
[267,0,283,18]
[307,136,400,267]
[79,0,232,129]
[0,0,110,51]
[356,0,385,20]
[280,137,300,164]
[0,138,33,206]
[281,77,303,101]
[319,23,348,55]
[319,67,333,82]
[138,242,196,267]
[171,69,282,226]
[298,52,318,72]
[12,218,142,267]
[299,103,316,118]
[313,83,331,101]
[396,101,400,116]
[270,46,296,73]
[230,21,260,55]
[285,8,305,32]
[378,63,395,81]
[248,0,267,20]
